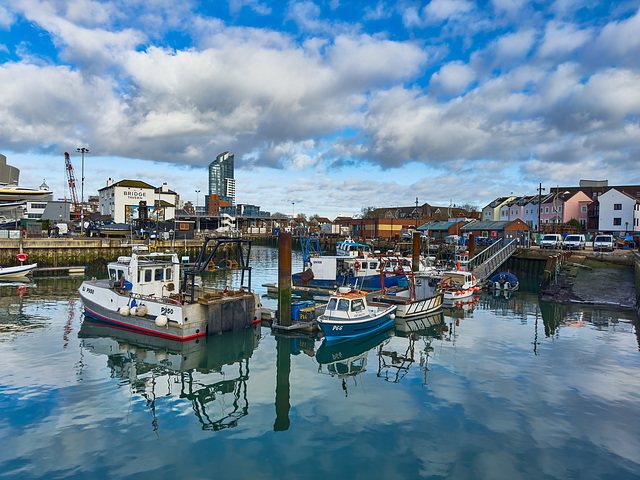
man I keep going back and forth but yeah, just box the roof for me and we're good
[98,179,156,191]
[460,220,528,231]
[417,220,467,231]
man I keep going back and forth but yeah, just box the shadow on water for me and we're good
[79,320,261,432]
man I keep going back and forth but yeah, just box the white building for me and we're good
[598,189,640,233]
[99,179,177,223]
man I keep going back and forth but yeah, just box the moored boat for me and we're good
[0,263,37,278]
[488,271,519,291]
[78,238,260,341]
[317,286,397,341]
[438,270,479,303]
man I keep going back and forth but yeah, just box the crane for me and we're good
[64,152,81,220]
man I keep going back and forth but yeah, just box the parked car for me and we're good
[562,234,586,250]
[539,234,563,249]
[593,234,615,252]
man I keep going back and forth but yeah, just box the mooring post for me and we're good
[412,232,421,272]
[278,232,292,327]
[468,234,475,258]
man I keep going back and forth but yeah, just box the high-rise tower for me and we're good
[208,151,235,204]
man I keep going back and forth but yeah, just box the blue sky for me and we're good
[1,0,639,218]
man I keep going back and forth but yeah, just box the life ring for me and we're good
[354,261,360,270]
[17,253,28,262]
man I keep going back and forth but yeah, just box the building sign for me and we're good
[123,190,148,199]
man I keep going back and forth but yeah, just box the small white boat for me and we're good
[317,286,397,341]
[0,183,51,202]
[0,263,37,278]
[438,270,479,303]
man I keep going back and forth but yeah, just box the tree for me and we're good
[361,206,377,218]
[567,218,582,232]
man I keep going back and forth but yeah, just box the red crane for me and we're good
[64,152,81,220]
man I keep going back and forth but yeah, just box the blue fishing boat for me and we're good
[488,271,519,291]
[317,286,397,342]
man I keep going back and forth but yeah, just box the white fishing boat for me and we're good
[336,236,373,257]
[438,270,479,303]
[0,183,51,202]
[78,238,261,341]
[373,254,443,318]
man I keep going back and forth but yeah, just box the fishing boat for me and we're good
[317,286,397,341]
[488,271,519,291]
[373,254,443,318]
[438,270,479,303]
[292,255,401,291]
[78,238,261,341]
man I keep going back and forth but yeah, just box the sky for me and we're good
[1,0,639,219]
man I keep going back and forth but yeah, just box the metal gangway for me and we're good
[469,238,518,282]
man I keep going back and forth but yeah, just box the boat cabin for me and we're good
[309,256,380,281]
[336,237,373,257]
[108,249,181,299]
[324,287,371,320]
[440,271,475,289]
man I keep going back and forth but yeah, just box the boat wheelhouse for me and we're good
[336,237,373,257]
[317,286,396,341]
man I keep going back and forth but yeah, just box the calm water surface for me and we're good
[1,246,639,480]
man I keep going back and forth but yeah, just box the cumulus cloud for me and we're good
[430,61,476,96]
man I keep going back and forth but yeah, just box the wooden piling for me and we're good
[412,232,421,271]
[278,232,292,327]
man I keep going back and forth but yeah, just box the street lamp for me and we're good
[537,183,545,240]
[195,189,200,234]
[76,147,89,236]
[292,202,295,230]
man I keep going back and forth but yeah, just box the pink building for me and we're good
[540,191,592,228]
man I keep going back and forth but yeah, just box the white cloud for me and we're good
[594,8,640,59]
[538,21,593,59]
[430,61,476,96]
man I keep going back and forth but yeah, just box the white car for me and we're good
[593,235,615,252]
[539,234,563,249]
[562,234,586,250]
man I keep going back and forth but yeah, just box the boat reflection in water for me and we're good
[79,319,261,432]
[378,311,447,384]
[316,327,394,395]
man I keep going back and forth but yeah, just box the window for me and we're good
[337,299,349,311]
[558,206,562,213]
[545,207,549,213]
[145,269,152,282]
[351,299,365,312]
[165,268,172,280]
[155,268,163,281]
[613,218,621,226]
[327,298,337,310]
[614,203,622,210]
[581,206,587,213]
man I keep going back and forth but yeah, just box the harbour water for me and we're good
[1,246,639,479]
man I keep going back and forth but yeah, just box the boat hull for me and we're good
[0,263,37,278]
[317,307,397,342]
[375,291,443,318]
[292,273,399,291]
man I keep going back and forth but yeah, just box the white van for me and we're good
[540,234,563,249]
[593,235,615,252]
[562,234,586,250]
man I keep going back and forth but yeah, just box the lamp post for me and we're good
[195,189,200,234]
[537,183,545,241]
[291,202,295,231]
[76,147,89,236]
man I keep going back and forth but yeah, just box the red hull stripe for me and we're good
[84,307,205,342]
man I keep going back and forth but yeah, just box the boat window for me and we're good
[370,262,377,269]
[327,298,337,310]
[145,269,152,282]
[109,269,116,281]
[337,299,350,311]
[165,268,172,280]
[155,268,163,281]
[117,269,125,280]
[351,299,365,312]
[360,262,367,269]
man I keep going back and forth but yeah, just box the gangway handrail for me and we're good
[471,239,517,281]
[468,238,507,270]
